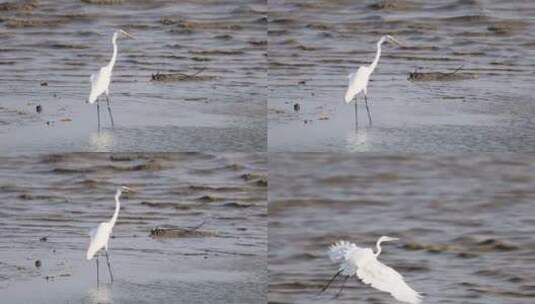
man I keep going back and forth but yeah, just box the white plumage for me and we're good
[86,186,133,285]
[86,222,113,260]
[344,66,370,104]
[87,29,134,130]
[344,35,401,126]
[327,237,423,304]
[88,67,111,105]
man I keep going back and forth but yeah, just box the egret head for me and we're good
[379,236,399,243]
[117,186,135,196]
[383,35,402,47]
[114,29,135,40]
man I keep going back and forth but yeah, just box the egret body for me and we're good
[322,236,422,304]
[87,29,134,131]
[345,35,401,127]
[86,186,133,285]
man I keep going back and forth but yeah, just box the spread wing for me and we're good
[328,241,368,276]
[328,240,357,263]
[356,258,423,304]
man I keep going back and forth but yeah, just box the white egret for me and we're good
[321,236,423,304]
[87,29,134,131]
[345,35,401,127]
[86,186,133,285]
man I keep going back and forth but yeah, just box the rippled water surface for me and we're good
[0,0,267,153]
[0,153,267,304]
[268,0,535,152]
[269,153,535,304]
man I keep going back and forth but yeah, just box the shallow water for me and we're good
[0,153,267,303]
[268,0,535,152]
[0,0,267,153]
[269,153,535,304]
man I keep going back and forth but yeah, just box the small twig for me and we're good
[187,219,208,232]
[448,65,464,75]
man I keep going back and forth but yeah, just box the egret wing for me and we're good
[344,66,369,103]
[88,67,110,104]
[356,258,422,304]
[329,241,369,276]
[328,241,357,263]
[88,227,98,240]
[86,222,111,260]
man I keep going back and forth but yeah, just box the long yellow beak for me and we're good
[120,30,135,39]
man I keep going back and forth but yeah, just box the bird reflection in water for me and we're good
[346,126,370,152]
[89,131,113,151]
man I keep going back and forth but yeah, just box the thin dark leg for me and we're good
[364,94,372,126]
[320,269,343,294]
[96,100,101,132]
[334,276,349,298]
[354,98,358,130]
[105,95,115,127]
[96,254,100,287]
[105,250,114,282]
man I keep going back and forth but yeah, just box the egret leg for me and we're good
[96,100,101,132]
[320,269,343,294]
[334,276,349,298]
[105,94,115,128]
[364,94,372,125]
[105,250,114,282]
[354,98,358,129]
[96,254,100,287]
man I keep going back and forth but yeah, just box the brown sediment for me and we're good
[369,0,418,11]
[306,23,332,31]
[222,202,253,208]
[442,14,490,23]
[0,0,38,11]
[141,201,193,210]
[248,40,267,46]
[81,0,123,4]
[6,18,67,28]
[477,239,518,251]
[196,195,224,203]
[487,20,527,35]
[190,49,244,56]
[49,43,89,49]
[191,57,210,62]
[187,185,248,193]
[296,44,321,51]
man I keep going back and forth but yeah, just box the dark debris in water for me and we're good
[240,173,267,187]
[150,222,216,239]
[151,68,215,82]
[408,66,477,81]
[160,16,242,31]
[477,239,518,251]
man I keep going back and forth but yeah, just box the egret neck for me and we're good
[369,37,385,74]
[110,189,121,226]
[108,32,119,70]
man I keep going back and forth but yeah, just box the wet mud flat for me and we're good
[268,0,535,152]
[0,0,267,153]
[0,153,267,304]
[268,153,535,304]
